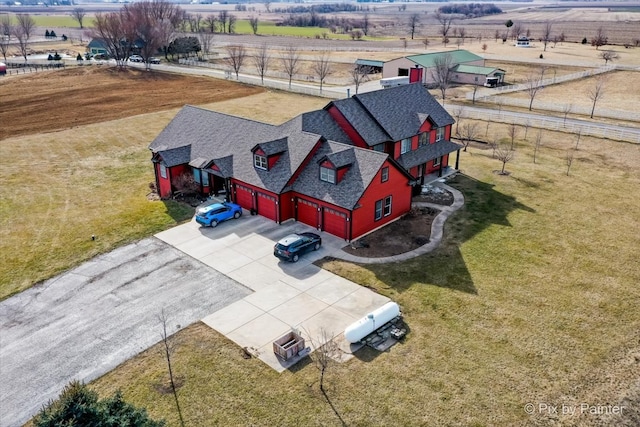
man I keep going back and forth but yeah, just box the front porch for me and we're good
[422,166,458,185]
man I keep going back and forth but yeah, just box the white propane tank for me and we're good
[344,302,401,343]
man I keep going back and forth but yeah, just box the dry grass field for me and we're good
[86,97,640,426]
[3,28,639,425]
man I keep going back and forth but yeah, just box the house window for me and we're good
[374,196,392,221]
[436,127,445,142]
[254,154,267,170]
[381,167,389,183]
[373,143,385,152]
[398,68,409,76]
[400,138,412,154]
[320,166,336,184]
[433,157,441,167]
[159,164,167,179]
[192,168,209,186]
[420,132,429,146]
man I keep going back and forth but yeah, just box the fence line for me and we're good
[455,108,640,144]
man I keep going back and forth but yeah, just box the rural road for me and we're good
[0,238,251,427]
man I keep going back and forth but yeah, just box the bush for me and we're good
[32,381,164,427]
[47,54,53,60]
[582,37,588,44]
[76,53,83,60]
[173,173,199,195]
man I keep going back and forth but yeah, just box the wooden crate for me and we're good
[273,331,305,361]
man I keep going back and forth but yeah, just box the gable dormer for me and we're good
[252,138,288,171]
[319,148,356,184]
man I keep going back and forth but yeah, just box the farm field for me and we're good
[85,92,640,426]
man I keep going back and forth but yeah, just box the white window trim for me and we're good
[254,154,267,170]
[381,167,389,183]
[436,127,445,142]
[159,163,167,179]
[320,166,336,184]
[400,138,412,154]
[433,157,441,167]
[384,196,392,217]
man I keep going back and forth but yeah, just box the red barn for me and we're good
[149,84,460,240]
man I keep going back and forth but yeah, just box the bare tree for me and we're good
[0,15,11,61]
[575,129,582,150]
[496,144,515,175]
[361,13,370,36]
[225,45,246,80]
[542,21,553,52]
[202,15,216,33]
[264,0,271,13]
[312,52,333,93]
[562,103,573,126]
[489,138,498,158]
[511,22,523,41]
[13,14,35,62]
[91,12,129,68]
[218,10,228,33]
[123,1,171,70]
[507,122,519,149]
[408,13,420,40]
[422,37,429,50]
[351,65,372,94]
[281,46,301,89]
[599,50,619,65]
[198,31,214,60]
[159,309,185,427]
[452,105,465,135]
[565,150,575,176]
[533,130,542,163]
[587,76,606,118]
[592,26,608,49]
[71,8,87,29]
[434,12,454,42]
[253,44,271,85]
[523,119,531,140]
[310,329,339,394]
[524,69,544,111]
[228,14,237,34]
[459,122,479,152]
[431,53,455,103]
[249,16,259,35]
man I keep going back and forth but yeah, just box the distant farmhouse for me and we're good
[149,84,462,241]
[383,49,506,88]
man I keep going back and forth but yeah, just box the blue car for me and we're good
[195,202,243,227]
[274,232,322,262]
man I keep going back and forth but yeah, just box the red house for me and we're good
[149,84,460,241]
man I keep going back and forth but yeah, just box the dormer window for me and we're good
[320,166,336,184]
[254,153,267,170]
[435,127,445,142]
[400,138,412,154]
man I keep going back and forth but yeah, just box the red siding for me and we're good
[156,163,172,198]
[326,105,369,148]
[419,119,433,133]
[336,167,349,183]
[268,154,281,169]
[279,191,295,222]
[426,154,450,174]
[351,159,412,240]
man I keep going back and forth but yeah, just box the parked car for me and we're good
[128,55,143,63]
[274,233,322,262]
[195,202,243,227]
[148,57,161,64]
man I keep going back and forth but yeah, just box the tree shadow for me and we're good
[349,174,535,295]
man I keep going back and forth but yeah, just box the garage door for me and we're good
[297,198,319,228]
[256,192,277,221]
[323,207,348,239]
[235,184,253,211]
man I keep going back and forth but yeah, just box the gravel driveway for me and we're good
[0,237,251,427]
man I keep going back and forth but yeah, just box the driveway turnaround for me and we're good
[155,214,391,372]
[0,238,251,427]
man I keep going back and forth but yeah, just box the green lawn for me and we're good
[0,110,193,300]
[88,124,640,426]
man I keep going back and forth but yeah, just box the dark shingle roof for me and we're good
[292,141,389,210]
[254,137,288,156]
[323,148,356,169]
[330,98,391,146]
[397,140,463,169]
[149,105,320,193]
[159,145,191,167]
[352,83,455,141]
[299,110,353,145]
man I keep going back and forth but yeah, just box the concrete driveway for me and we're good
[155,213,390,372]
[0,238,251,427]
